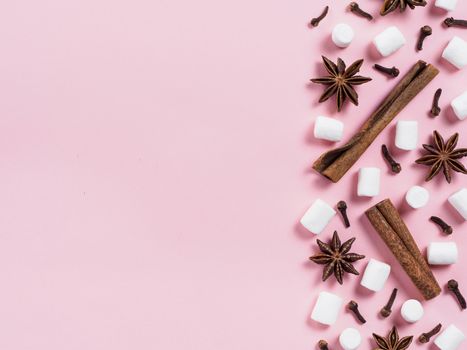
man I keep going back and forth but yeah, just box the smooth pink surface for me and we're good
[0,0,466,348]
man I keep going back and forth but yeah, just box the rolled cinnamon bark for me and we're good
[365,199,441,300]
[313,61,439,183]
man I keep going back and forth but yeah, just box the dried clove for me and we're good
[430,88,442,117]
[381,145,401,173]
[447,279,466,310]
[444,17,467,28]
[337,200,350,228]
[430,216,452,235]
[380,288,398,317]
[419,323,442,343]
[310,6,329,27]
[417,25,432,51]
[349,2,373,20]
[374,64,400,78]
[318,340,329,350]
[348,300,366,324]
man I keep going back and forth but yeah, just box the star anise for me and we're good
[309,231,365,284]
[310,56,371,112]
[415,130,467,183]
[380,0,427,16]
[373,326,413,350]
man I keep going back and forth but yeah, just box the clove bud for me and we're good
[318,340,329,350]
[419,323,442,343]
[417,25,432,51]
[447,279,466,310]
[349,2,373,20]
[374,64,399,77]
[430,88,442,117]
[310,6,329,27]
[380,288,398,317]
[337,200,350,228]
[430,216,452,235]
[348,300,366,324]
[381,145,401,173]
[444,17,467,28]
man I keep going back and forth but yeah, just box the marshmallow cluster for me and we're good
[360,258,390,292]
[442,36,467,70]
[300,199,336,234]
[451,90,467,121]
[311,291,343,325]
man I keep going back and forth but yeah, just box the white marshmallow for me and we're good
[401,299,424,323]
[314,116,344,142]
[428,242,458,265]
[405,186,430,209]
[310,291,343,325]
[451,90,467,121]
[373,26,406,57]
[442,36,467,70]
[300,199,336,234]
[332,23,354,48]
[360,258,390,292]
[435,324,465,350]
[339,328,362,350]
[357,167,380,197]
[448,188,467,220]
[435,0,458,11]
[395,120,418,150]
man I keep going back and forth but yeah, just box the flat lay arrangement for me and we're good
[303,1,466,349]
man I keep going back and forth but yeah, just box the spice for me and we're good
[313,60,439,183]
[309,231,365,285]
[310,6,329,27]
[431,88,442,117]
[415,131,467,183]
[430,216,453,235]
[417,25,432,51]
[318,340,329,350]
[419,324,442,343]
[337,200,350,227]
[348,300,366,324]
[382,145,401,173]
[447,279,466,309]
[381,288,398,317]
[380,0,426,16]
[373,326,413,350]
[365,199,441,300]
[374,64,400,77]
[310,57,372,112]
[349,2,373,20]
[444,17,467,28]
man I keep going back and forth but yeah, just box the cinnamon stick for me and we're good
[365,199,441,300]
[313,61,439,182]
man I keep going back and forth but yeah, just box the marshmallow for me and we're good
[435,0,458,11]
[401,299,424,323]
[405,186,430,209]
[300,199,336,234]
[435,324,465,350]
[332,23,354,48]
[451,90,467,121]
[357,167,380,197]
[428,242,458,265]
[339,328,362,350]
[360,258,390,292]
[448,188,467,220]
[310,291,343,325]
[314,116,344,142]
[442,36,467,70]
[395,121,418,150]
[373,26,406,57]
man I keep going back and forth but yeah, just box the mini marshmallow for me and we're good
[314,116,344,142]
[357,167,380,197]
[332,23,354,48]
[395,121,418,150]
[435,0,458,11]
[442,36,467,70]
[448,188,467,220]
[360,258,391,292]
[435,324,465,350]
[339,328,362,350]
[300,199,336,234]
[428,242,458,265]
[373,26,406,57]
[310,291,343,325]
[405,186,430,209]
[451,90,467,121]
[401,299,424,323]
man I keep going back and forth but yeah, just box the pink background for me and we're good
[0,0,466,348]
